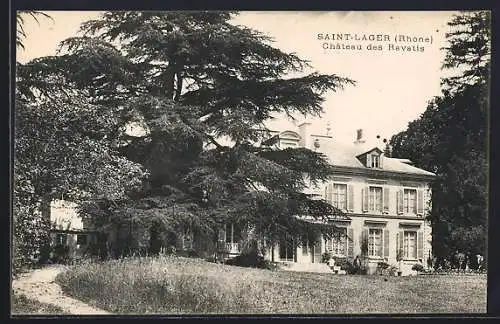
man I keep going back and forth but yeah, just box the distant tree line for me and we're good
[390,11,490,268]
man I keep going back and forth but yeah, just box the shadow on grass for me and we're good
[11,293,69,315]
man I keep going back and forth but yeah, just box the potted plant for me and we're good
[396,249,404,276]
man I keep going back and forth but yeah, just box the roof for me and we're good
[356,147,382,158]
[263,122,436,177]
[313,138,436,177]
[381,156,435,176]
[391,158,413,164]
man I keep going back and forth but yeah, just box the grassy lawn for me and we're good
[11,293,68,315]
[55,256,486,314]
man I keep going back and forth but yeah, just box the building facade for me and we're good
[260,122,435,275]
[48,199,97,261]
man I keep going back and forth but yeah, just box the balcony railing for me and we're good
[218,242,240,254]
[227,242,240,254]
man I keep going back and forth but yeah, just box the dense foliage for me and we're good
[14,11,354,264]
[14,11,147,268]
[390,11,490,265]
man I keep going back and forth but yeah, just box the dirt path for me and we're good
[12,265,112,315]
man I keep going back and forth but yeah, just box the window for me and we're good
[368,228,382,257]
[369,186,383,212]
[371,155,380,168]
[326,228,347,256]
[403,231,417,259]
[403,189,417,214]
[302,238,308,256]
[331,184,347,210]
[225,224,241,243]
[76,234,88,245]
[279,235,295,261]
[55,233,67,246]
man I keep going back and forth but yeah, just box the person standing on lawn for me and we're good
[354,255,362,274]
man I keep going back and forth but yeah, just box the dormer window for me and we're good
[357,148,383,169]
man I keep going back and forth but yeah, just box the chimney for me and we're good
[298,122,312,148]
[354,128,366,145]
[384,142,393,157]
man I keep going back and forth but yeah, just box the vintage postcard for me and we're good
[12,10,489,316]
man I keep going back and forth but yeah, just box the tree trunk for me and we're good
[38,194,52,264]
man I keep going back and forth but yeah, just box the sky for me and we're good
[17,11,459,146]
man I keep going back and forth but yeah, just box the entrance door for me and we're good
[311,238,322,263]
[279,235,295,262]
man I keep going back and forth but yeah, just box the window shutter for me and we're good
[326,183,333,204]
[366,154,372,168]
[417,189,424,216]
[362,187,369,212]
[343,230,348,256]
[417,231,424,260]
[398,230,404,257]
[383,187,390,213]
[347,228,354,257]
[397,190,404,214]
[379,155,384,169]
[361,228,368,255]
[383,229,390,259]
[347,185,354,212]
[377,230,384,257]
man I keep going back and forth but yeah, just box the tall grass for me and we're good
[55,255,280,314]
[55,256,487,314]
[11,293,68,315]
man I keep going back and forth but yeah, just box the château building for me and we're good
[250,122,435,275]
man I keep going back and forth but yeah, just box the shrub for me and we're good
[376,261,393,276]
[333,257,365,275]
[336,258,356,274]
[205,254,217,263]
[226,250,277,270]
[187,249,200,258]
[50,244,71,264]
[412,263,425,273]
[377,261,390,270]
[321,252,332,263]
[12,200,51,273]
[166,245,177,255]
[177,249,200,258]
[388,265,398,276]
